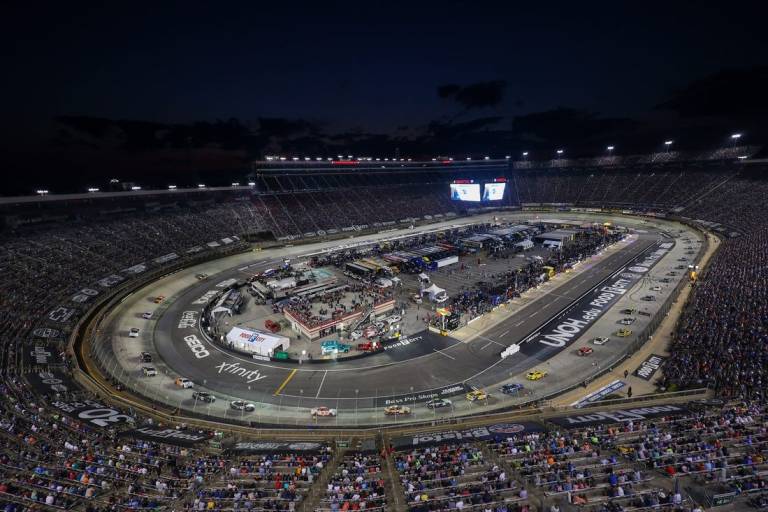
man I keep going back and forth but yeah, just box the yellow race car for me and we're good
[526,370,547,381]
[466,389,489,402]
[616,328,633,337]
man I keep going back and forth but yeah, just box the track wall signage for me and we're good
[375,383,467,408]
[634,354,666,381]
[52,400,134,428]
[392,422,544,448]
[548,404,687,428]
[118,427,211,447]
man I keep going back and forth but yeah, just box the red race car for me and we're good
[577,346,594,356]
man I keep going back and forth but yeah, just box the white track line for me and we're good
[315,370,328,398]
[432,348,456,360]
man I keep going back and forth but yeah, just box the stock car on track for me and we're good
[616,328,633,337]
[650,286,662,291]
[675,265,686,270]
[577,346,594,356]
[142,366,157,376]
[128,328,141,338]
[140,352,152,362]
[500,383,524,395]
[466,389,489,401]
[310,406,337,417]
[141,312,153,320]
[660,278,672,283]
[425,398,452,409]
[593,336,610,345]
[192,391,216,403]
[620,317,636,325]
[175,377,194,388]
[620,308,636,315]
[195,273,208,280]
[154,295,166,304]
[641,295,656,301]
[384,405,411,416]
[526,370,547,381]
[230,400,256,412]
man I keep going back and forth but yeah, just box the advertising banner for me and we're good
[634,354,667,381]
[118,427,211,447]
[392,422,544,449]
[548,405,688,429]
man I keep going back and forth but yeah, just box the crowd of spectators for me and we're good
[318,451,386,511]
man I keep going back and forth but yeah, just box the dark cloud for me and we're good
[437,81,507,109]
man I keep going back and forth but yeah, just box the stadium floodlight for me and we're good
[131,186,141,191]
[304,157,310,161]
[279,157,286,161]
[347,155,353,159]
[292,157,299,161]
[522,151,528,156]
[337,155,343,159]
[248,182,256,186]
[466,157,472,160]
[556,149,564,155]
[231,182,240,187]
[375,158,380,161]
[36,189,49,195]
[449,157,454,161]
[315,157,322,161]
[484,156,490,160]
[738,155,748,160]
[110,178,119,183]
[384,158,389,161]
[505,155,511,159]
[431,158,437,161]
[664,140,673,146]
[168,185,177,190]
[407,158,412,161]
[731,133,742,140]
[607,146,615,151]
[87,187,99,193]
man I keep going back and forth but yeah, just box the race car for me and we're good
[425,398,452,409]
[384,405,411,416]
[195,273,208,280]
[141,312,153,320]
[592,336,610,345]
[620,308,637,315]
[660,278,672,283]
[641,295,656,301]
[142,366,157,376]
[192,391,216,403]
[616,328,633,337]
[526,370,547,381]
[128,327,141,338]
[310,406,337,417]
[466,389,489,401]
[140,351,152,362]
[675,265,686,270]
[620,317,636,325]
[230,400,256,412]
[153,295,166,304]
[650,286,662,291]
[577,346,594,356]
[667,272,679,276]
[175,377,194,388]
[500,383,524,395]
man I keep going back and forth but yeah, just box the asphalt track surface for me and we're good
[152,232,661,409]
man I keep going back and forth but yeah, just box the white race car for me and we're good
[128,328,140,338]
[230,400,256,412]
[142,366,157,377]
[310,406,337,417]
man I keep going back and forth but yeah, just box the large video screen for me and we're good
[482,183,506,201]
[450,183,481,202]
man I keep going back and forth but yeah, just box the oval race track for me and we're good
[95,212,700,425]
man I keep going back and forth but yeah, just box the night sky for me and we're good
[2,1,767,193]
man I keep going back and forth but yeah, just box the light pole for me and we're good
[664,140,673,153]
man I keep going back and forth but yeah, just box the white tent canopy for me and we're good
[423,283,448,302]
[226,327,290,357]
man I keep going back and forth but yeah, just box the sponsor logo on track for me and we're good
[214,362,267,383]
[184,335,210,359]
